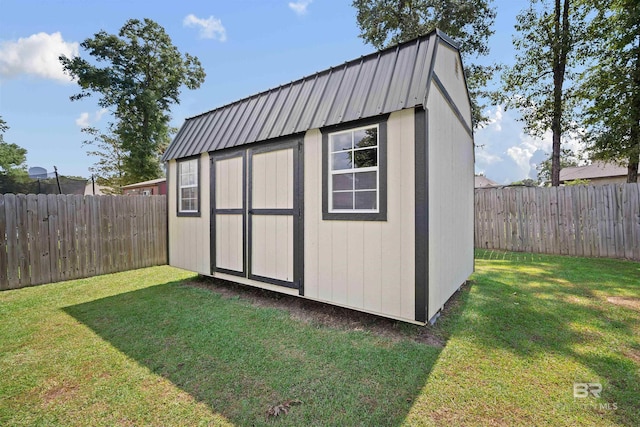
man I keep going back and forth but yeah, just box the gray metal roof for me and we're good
[163,30,453,161]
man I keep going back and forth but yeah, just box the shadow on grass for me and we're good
[471,250,640,424]
[63,280,462,426]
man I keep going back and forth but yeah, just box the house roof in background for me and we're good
[559,161,627,181]
[121,177,167,189]
[475,175,499,188]
[162,30,459,162]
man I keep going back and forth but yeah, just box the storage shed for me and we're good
[162,29,474,324]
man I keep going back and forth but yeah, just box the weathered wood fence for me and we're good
[475,183,640,261]
[0,194,167,290]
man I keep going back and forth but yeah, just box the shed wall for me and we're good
[426,81,474,320]
[433,42,472,131]
[168,152,211,275]
[304,109,416,321]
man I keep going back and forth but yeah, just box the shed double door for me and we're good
[211,140,303,291]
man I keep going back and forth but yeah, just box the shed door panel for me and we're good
[249,146,298,288]
[212,155,245,275]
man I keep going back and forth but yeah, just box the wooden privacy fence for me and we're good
[475,183,640,261]
[0,194,167,290]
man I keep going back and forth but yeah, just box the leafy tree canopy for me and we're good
[60,18,206,185]
[497,0,587,186]
[0,116,28,177]
[352,0,497,127]
[579,0,640,182]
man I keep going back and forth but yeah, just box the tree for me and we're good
[82,126,126,194]
[352,0,497,127]
[579,0,640,183]
[498,0,587,186]
[0,116,28,177]
[60,18,206,185]
[510,178,539,187]
[536,147,582,185]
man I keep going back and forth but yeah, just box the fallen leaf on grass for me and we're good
[266,399,303,418]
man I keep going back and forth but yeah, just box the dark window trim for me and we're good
[431,72,473,138]
[210,149,247,276]
[414,107,429,323]
[247,138,302,290]
[176,155,201,217]
[321,114,389,221]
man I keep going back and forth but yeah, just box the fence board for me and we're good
[0,196,7,289]
[475,183,640,261]
[0,194,167,290]
[26,195,40,286]
[4,195,19,288]
[47,194,60,283]
[15,195,30,287]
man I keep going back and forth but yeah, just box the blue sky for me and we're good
[0,0,574,184]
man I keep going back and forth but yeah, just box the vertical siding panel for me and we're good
[287,215,294,281]
[229,215,240,272]
[251,216,266,277]
[346,223,364,309]
[216,157,227,208]
[275,150,289,209]
[274,216,290,281]
[265,215,277,278]
[380,111,402,318]
[265,152,278,209]
[216,216,228,269]
[331,221,348,305]
[304,130,320,298]
[317,221,333,301]
[253,153,266,209]
[362,222,382,313]
[399,110,415,320]
[287,148,294,209]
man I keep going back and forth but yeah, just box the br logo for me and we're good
[573,383,602,398]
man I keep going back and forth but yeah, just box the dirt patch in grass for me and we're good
[624,348,640,366]
[606,296,640,311]
[40,381,79,406]
[185,277,469,347]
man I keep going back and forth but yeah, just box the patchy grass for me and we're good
[0,266,443,426]
[404,250,640,426]
[1,252,639,426]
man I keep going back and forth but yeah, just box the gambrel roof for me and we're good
[162,29,458,161]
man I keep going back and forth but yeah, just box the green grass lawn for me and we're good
[1,251,638,426]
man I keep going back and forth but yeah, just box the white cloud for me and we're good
[183,14,226,41]
[75,112,90,128]
[476,148,503,166]
[478,104,503,132]
[75,108,108,128]
[0,32,78,83]
[289,0,312,15]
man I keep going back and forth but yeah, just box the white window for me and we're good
[328,125,379,212]
[178,158,198,213]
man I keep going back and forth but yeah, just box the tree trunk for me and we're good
[628,161,639,183]
[551,0,570,187]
